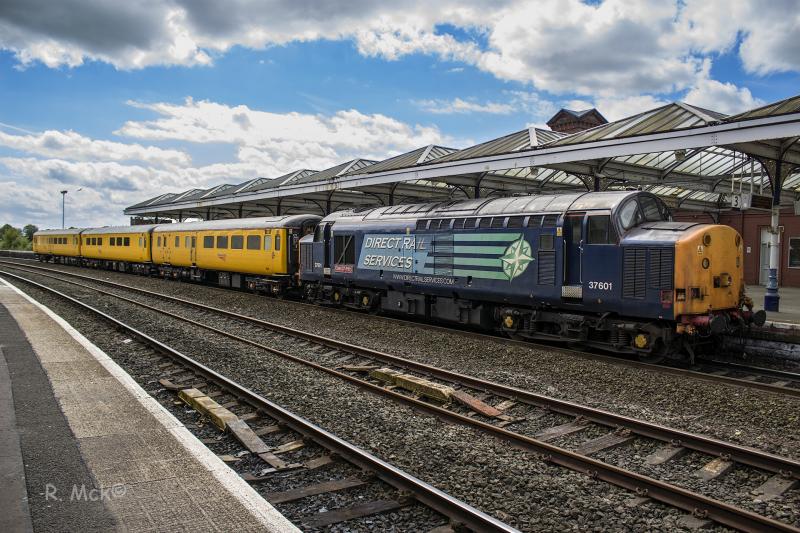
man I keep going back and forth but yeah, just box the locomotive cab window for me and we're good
[640,196,668,222]
[587,215,616,244]
[246,235,260,250]
[618,199,643,230]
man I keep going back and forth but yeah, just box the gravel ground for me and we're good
[2,270,728,532]
[54,277,798,527]
[8,261,798,460]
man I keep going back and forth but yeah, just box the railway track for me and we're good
[2,258,797,398]
[2,266,799,532]
[1,271,515,532]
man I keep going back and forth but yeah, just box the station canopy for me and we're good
[125,94,800,221]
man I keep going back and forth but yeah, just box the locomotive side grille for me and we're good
[300,243,314,272]
[538,251,555,285]
[622,248,646,299]
[648,247,674,289]
[432,235,454,276]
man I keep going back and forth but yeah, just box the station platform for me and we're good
[747,285,800,326]
[0,279,298,532]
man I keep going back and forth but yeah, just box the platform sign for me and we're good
[730,192,773,212]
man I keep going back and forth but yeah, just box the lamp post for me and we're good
[60,190,68,229]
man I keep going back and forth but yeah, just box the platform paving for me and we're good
[747,284,800,325]
[0,279,299,532]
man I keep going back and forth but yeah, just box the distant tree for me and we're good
[0,224,31,250]
[23,224,38,241]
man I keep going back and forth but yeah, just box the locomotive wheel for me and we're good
[636,339,667,364]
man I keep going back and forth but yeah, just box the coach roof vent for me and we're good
[546,108,608,134]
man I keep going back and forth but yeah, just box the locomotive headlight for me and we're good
[676,289,686,301]
[701,258,710,269]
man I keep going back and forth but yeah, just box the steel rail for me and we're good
[696,359,800,382]
[3,262,798,480]
[3,269,799,533]
[0,271,516,533]
[1,259,795,399]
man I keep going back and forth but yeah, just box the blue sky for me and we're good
[0,0,798,228]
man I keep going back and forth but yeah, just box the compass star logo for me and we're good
[500,237,533,280]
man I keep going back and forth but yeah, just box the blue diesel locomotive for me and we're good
[300,190,765,360]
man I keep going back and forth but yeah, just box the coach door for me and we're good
[323,223,332,277]
[562,213,584,300]
[189,233,197,265]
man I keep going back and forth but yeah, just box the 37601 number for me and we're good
[589,281,613,290]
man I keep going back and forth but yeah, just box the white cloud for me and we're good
[678,0,800,76]
[117,98,448,164]
[0,97,453,228]
[0,129,191,167]
[684,77,763,116]
[414,91,557,120]
[1,0,796,99]
[593,95,671,122]
[413,97,514,115]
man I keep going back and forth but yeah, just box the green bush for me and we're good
[0,224,32,250]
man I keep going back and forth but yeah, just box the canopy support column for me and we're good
[765,158,786,311]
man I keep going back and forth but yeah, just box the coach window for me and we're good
[587,215,615,244]
[247,235,260,250]
[110,238,116,246]
[98,238,102,245]
[264,235,272,251]
[216,235,228,249]
[203,236,214,248]
[139,237,143,247]
[175,236,180,247]
[157,236,161,247]
[231,235,244,249]
[184,236,190,248]
[191,236,196,248]
[124,237,130,246]
[275,234,281,251]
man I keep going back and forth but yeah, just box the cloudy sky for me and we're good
[1,0,799,229]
